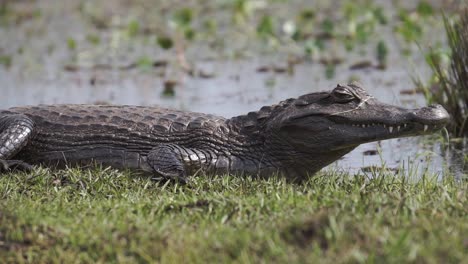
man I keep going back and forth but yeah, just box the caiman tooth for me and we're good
[389,126,393,133]
[424,125,428,132]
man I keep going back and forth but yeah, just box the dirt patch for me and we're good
[282,209,330,250]
[163,199,211,213]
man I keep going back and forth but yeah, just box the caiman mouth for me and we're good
[327,104,450,142]
[345,121,446,136]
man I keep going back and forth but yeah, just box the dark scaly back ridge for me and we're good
[228,98,297,133]
[5,104,227,134]
[228,91,329,133]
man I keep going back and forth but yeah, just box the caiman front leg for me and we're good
[147,143,215,183]
[0,115,35,172]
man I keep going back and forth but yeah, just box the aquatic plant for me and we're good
[425,10,468,137]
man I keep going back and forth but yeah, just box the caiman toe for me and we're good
[0,159,34,173]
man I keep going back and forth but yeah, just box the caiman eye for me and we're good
[332,86,356,103]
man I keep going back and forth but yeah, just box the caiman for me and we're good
[0,83,450,182]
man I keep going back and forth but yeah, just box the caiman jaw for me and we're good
[348,122,445,136]
[324,103,451,148]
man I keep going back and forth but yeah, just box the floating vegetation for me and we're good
[172,8,195,41]
[424,11,468,137]
[203,19,218,35]
[0,1,457,87]
[395,10,423,43]
[325,64,336,79]
[0,55,12,68]
[126,19,140,37]
[257,15,275,37]
[85,34,100,45]
[320,18,335,38]
[373,7,388,25]
[157,36,174,50]
[0,1,41,25]
[66,37,77,50]
[417,1,434,17]
[173,8,193,27]
[376,40,388,69]
[162,80,178,97]
[136,56,154,70]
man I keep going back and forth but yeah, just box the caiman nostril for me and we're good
[412,104,450,124]
[429,104,444,109]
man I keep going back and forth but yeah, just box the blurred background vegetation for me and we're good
[0,0,461,79]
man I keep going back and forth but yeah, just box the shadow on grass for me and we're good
[0,211,58,253]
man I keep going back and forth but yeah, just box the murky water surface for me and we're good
[0,0,465,177]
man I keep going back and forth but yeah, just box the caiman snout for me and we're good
[411,104,450,126]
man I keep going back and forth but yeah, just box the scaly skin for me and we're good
[0,83,450,182]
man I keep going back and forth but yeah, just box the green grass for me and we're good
[0,167,467,263]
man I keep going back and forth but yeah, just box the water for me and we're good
[0,0,465,177]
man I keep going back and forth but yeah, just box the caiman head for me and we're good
[257,83,450,176]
